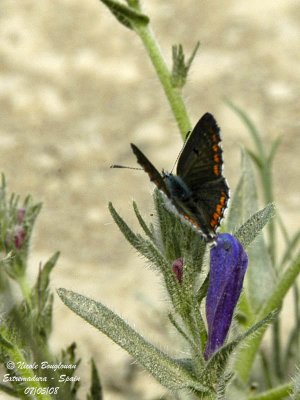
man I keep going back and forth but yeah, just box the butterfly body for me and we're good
[130,113,229,242]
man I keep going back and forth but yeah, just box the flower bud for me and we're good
[204,233,248,360]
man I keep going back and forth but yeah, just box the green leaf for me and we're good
[109,199,196,317]
[57,289,210,393]
[202,311,277,386]
[290,369,300,400]
[0,333,14,349]
[234,253,300,383]
[99,0,149,30]
[278,228,300,269]
[226,99,265,161]
[171,41,200,88]
[196,273,209,305]
[267,136,282,167]
[235,202,276,313]
[0,383,17,397]
[87,359,103,400]
[109,201,166,268]
[168,313,197,351]
[234,203,276,249]
[246,383,292,400]
[246,148,264,171]
[35,251,60,293]
[133,200,154,241]
[228,152,276,312]
[227,151,258,229]
[153,190,205,269]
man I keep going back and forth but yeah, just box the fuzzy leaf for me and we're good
[227,151,259,231]
[35,251,60,293]
[99,0,149,30]
[234,254,300,383]
[228,152,276,312]
[171,42,200,88]
[109,201,166,268]
[290,370,300,400]
[202,310,277,385]
[57,289,209,393]
[132,200,154,241]
[234,203,276,249]
[109,200,196,316]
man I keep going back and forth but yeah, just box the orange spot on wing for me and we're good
[213,165,220,175]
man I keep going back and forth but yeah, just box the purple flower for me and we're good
[13,225,26,249]
[204,233,248,360]
[172,257,184,283]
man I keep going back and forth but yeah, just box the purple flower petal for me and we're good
[204,233,248,360]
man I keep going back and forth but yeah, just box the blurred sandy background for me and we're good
[0,0,299,399]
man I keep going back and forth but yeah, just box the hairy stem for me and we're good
[131,19,191,137]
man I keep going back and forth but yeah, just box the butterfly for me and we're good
[131,113,229,242]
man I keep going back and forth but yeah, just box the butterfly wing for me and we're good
[176,113,229,236]
[130,143,169,195]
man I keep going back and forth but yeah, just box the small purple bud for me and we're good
[17,208,26,224]
[14,225,26,249]
[172,257,184,283]
[204,233,248,360]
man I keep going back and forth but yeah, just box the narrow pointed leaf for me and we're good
[196,273,209,305]
[87,359,103,400]
[57,289,209,392]
[168,313,197,351]
[278,228,300,269]
[226,100,265,160]
[227,151,258,232]
[246,383,292,400]
[186,41,200,70]
[36,251,60,292]
[202,311,277,384]
[227,153,276,311]
[267,136,282,166]
[246,148,264,171]
[109,201,165,266]
[234,203,276,249]
[133,201,154,241]
[235,253,300,382]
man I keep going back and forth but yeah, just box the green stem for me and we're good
[272,319,283,380]
[246,383,292,400]
[132,22,191,138]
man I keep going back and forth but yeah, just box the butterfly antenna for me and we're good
[110,164,143,170]
[170,129,191,173]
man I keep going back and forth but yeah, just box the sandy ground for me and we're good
[0,1,299,399]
